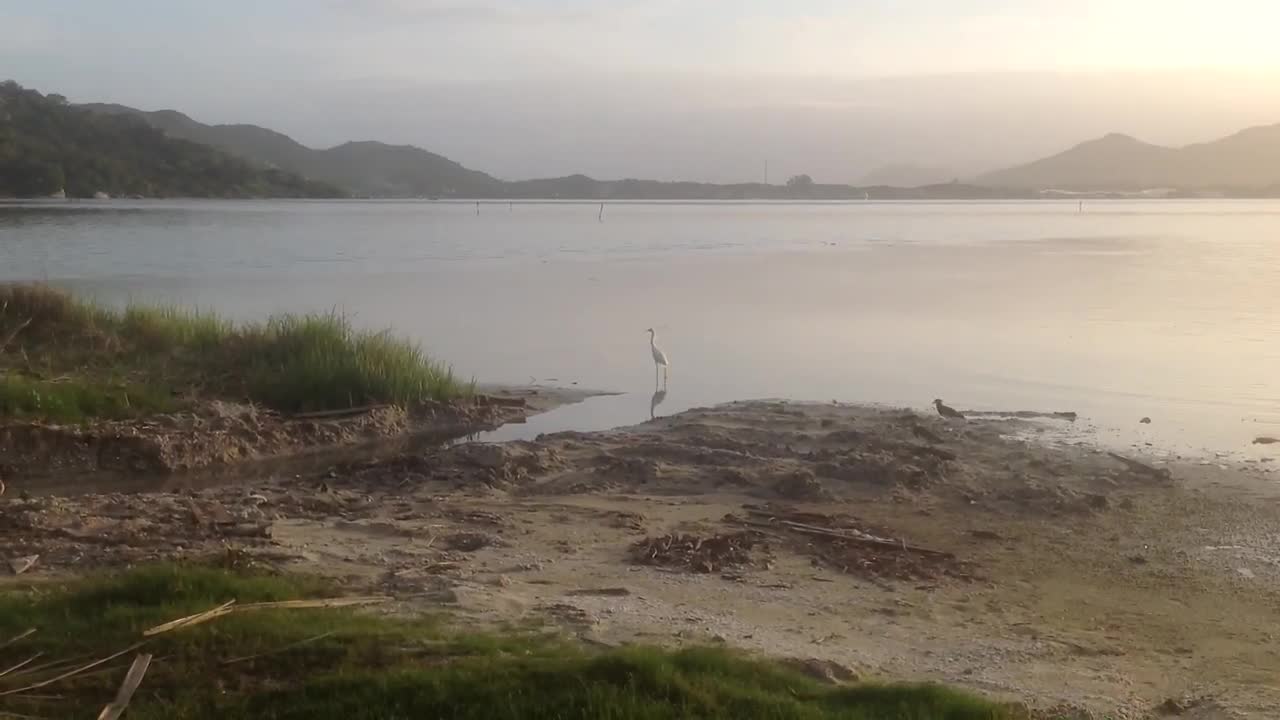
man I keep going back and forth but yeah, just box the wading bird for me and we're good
[933,398,965,420]
[647,328,669,385]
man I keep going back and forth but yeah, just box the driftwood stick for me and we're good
[0,318,32,353]
[288,404,390,420]
[0,630,36,651]
[0,642,146,697]
[8,555,39,576]
[742,509,890,541]
[142,600,236,637]
[735,518,954,559]
[0,654,43,679]
[220,631,335,666]
[0,654,90,682]
[1106,452,1172,479]
[95,653,153,720]
[232,596,391,611]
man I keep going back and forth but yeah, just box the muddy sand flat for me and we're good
[4,400,1278,719]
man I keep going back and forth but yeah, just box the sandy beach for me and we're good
[4,398,1276,718]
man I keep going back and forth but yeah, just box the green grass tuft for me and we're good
[0,373,175,422]
[0,564,1017,720]
[118,304,234,354]
[0,283,468,419]
[242,312,466,413]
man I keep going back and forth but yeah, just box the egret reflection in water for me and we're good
[650,383,668,420]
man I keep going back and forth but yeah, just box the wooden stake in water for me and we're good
[598,203,605,222]
[476,201,480,215]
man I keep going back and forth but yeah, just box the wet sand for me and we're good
[3,399,1278,719]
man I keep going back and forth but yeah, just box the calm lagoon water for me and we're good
[3,199,1279,456]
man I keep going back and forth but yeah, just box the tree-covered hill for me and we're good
[0,81,343,199]
[84,102,503,198]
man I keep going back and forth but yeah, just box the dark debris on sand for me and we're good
[630,531,767,573]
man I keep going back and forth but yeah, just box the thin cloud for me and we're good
[333,0,598,24]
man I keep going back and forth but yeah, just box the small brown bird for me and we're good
[933,398,965,420]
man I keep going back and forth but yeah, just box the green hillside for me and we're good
[83,102,503,198]
[0,81,343,199]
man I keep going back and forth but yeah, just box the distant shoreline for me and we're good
[5,193,1280,204]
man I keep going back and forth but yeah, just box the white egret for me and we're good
[647,328,669,384]
[933,398,965,420]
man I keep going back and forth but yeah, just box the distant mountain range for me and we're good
[78,100,1015,200]
[5,79,1279,199]
[976,126,1280,192]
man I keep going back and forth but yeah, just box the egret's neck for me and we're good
[649,332,656,346]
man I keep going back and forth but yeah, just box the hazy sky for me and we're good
[6,1,1280,182]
